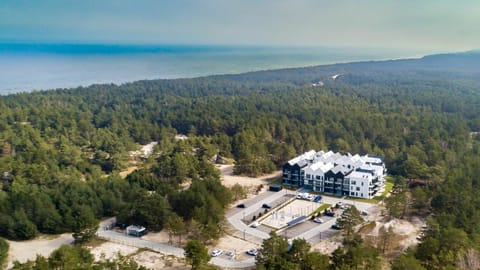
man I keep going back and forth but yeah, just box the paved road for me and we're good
[226,189,298,243]
[97,192,378,269]
[97,218,255,269]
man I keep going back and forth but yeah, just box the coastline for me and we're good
[0,44,419,94]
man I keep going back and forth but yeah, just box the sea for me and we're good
[0,43,423,94]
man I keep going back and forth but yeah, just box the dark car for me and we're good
[313,195,322,202]
[325,210,335,217]
[262,203,272,209]
[331,224,342,230]
[237,203,246,208]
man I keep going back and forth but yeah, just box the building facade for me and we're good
[282,150,387,199]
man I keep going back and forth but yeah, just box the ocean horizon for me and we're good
[0,43,425,94]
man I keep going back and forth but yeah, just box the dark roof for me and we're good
[356,168,375,174]
[287,216,308,227]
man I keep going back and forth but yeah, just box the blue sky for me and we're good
[1,0,479,52]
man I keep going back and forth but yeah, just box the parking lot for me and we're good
[281,214,336,239]
[262,199,320,229]
[227,188,379,247]
[240,194,295,225]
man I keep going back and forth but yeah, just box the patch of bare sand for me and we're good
[7,233,74,269]
[90,242,186,270]
[89,241,138,261]
[384,217,424,248]
[364,215,425,251]
[132,251,186,270]
[217,164,281,188]
[119,165,138,178]
[313,237,342,255]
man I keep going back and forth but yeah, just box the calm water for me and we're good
[0,44,421,94]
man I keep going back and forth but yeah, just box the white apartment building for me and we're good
[283,150,387,199]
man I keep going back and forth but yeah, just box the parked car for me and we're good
[225,251,235,259]
[361,210,369,216]
[246,248,258,256]
[313,195,322,202]
[313,217,324,223]
[236,203,246,208]
[251,221,260,228]
[325,210,335,217]
[331,224,342,230]
[262,203,272,209]
[211,249,223,257]
[296,192,312,200]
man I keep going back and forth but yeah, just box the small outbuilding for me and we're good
[126,225,148,237]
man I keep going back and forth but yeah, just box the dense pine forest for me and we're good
[1,51,480,269]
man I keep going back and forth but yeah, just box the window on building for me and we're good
[316,175,321,180]
[352,181,356,185]
[361,182,364,186]
[361,193,363,197]
[351,192,355,196]
[351,186,354,190]
[306,174,311,179]
[356,187,360,191]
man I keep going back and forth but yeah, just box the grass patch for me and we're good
[85,237,108,248]
[358,221,377,234]
[268,176,284,185]
[347,197,378,204]
[374,180,394,200]
[222,157,235,165]
[311,204,332,216]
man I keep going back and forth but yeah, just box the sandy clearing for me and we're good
[90,242,187,270]
[218,164,281,188]
[90,241,138,261]
[175,134,188,141]
[121,141,159,178]
[384,217,424,248]
[131,251,186,270]
[129,142,158,158]
[360,210,425,254]
[119,165,138,178]
[313,237,342,255]
[6,233,74,269]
